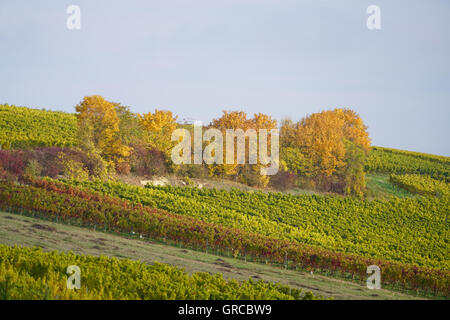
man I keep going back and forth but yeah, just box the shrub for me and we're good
[0,150,25,178]
[57,152,89,181]
[130,145,168,177]
[175,164,209,179]
[24,159,42,178]
[237,165,261,187]
[269,170,297,190]
[26,147,65,178]
[116,161,131,175]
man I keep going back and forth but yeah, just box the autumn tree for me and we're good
[280,147,314,177]
[280,108,371,194]
[208,111,277,187]
[75,96,131,178]
[138,109,178,154]
[280,118,299,149]
[209,111,251,177]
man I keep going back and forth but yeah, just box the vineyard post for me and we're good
[285,252,288,269]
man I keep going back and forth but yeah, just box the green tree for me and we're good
[113,103,146,146]
[340,140,367,196]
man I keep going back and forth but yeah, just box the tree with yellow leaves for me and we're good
[209,111,251,177]
[208,111,277,187]
[75,95,131,163]
[292,108,370,176]
[280,108,370,194]
[138,109,178,154]
[297,110,347,176]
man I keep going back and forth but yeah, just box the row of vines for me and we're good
[0,244,315,300]
[390,174,449,197]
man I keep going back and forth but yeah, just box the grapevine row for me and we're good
[0,244,315,300]
[390,174,449,197]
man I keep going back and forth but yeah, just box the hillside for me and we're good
[366,147,450,180]
[0,103,448,300]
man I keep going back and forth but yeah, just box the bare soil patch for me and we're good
[31,223,56,232]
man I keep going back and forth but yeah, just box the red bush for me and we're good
[0,150,25,178]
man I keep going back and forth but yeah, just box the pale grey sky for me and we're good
[0,0,449,155]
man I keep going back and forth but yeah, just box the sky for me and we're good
[0,0,449,156]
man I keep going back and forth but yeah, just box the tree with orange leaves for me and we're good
[281,108,370,195]
[208,110,277,187]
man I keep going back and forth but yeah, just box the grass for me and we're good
[0,210,424,300]
[366,174,414,199]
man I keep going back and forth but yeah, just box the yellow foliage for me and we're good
[252,113,277,132]
[208,111,277,186]
[138,109,178,153]
[75,95,131,161]
[57,152,89,181]
[292,108,371,177]
[209,111,251,175]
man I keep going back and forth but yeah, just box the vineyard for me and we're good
[58,179,449,270]
[390,174,449,198]
[0,244,316,300]
[0,179,448,297]
[0,104,77,149]
[0,103,449,300]
[365,147,450,180]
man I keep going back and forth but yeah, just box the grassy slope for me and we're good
[366,174,414,199]
[0,211,422,300]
